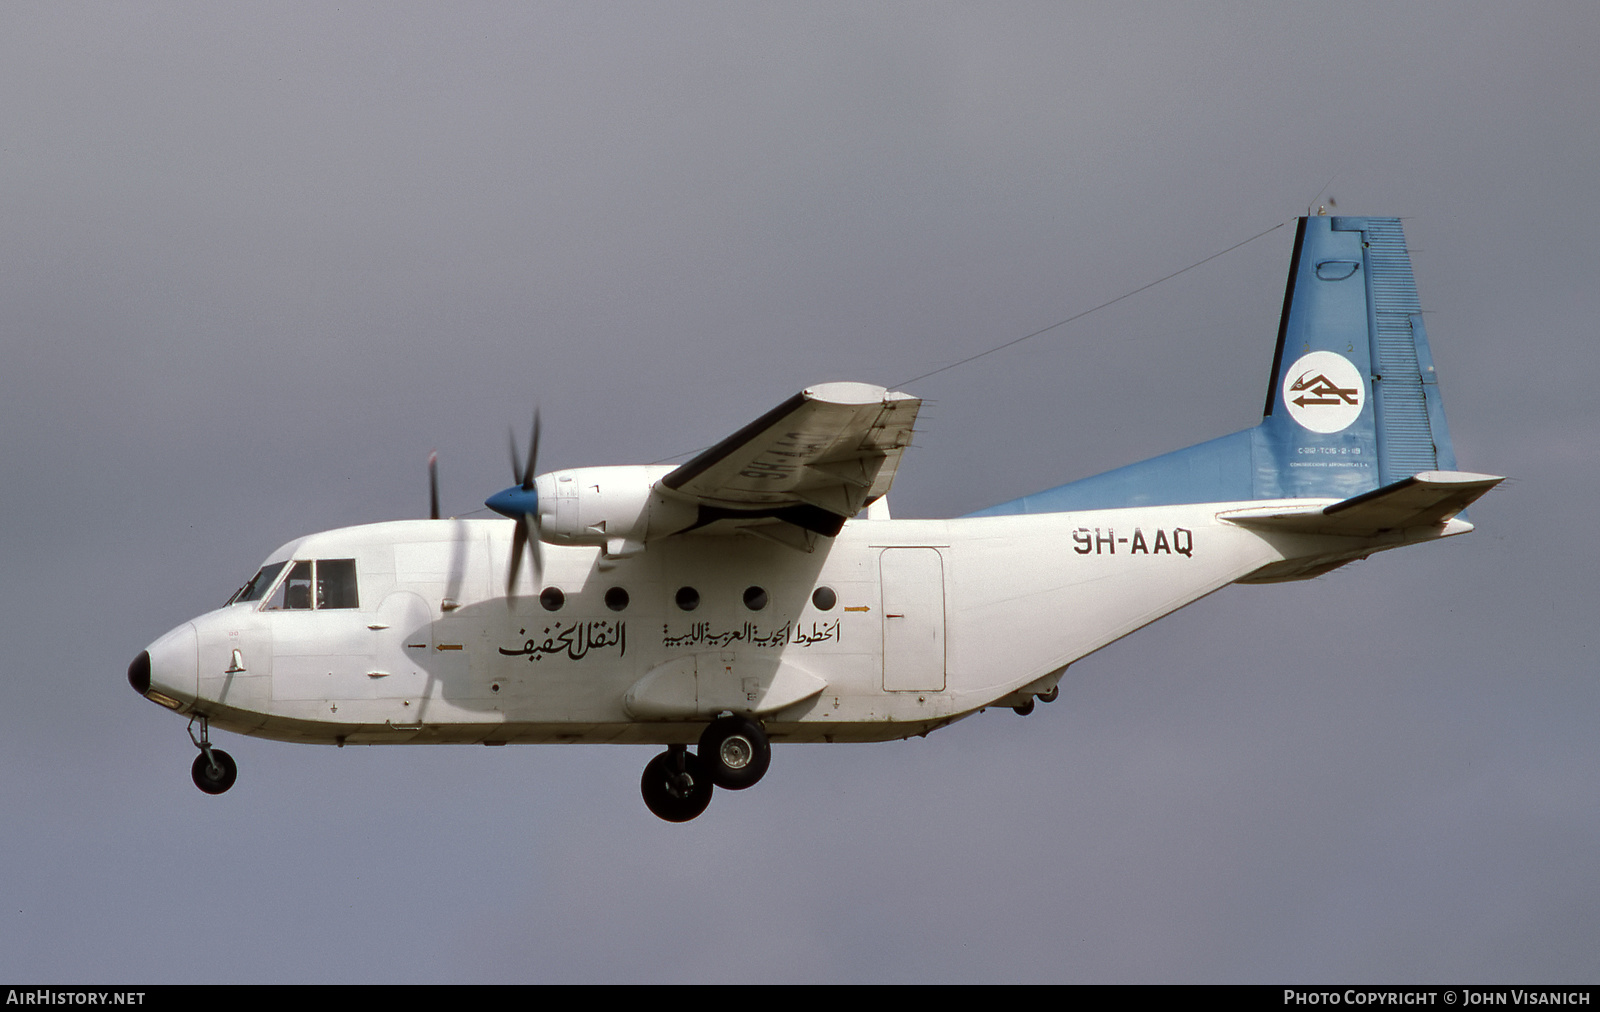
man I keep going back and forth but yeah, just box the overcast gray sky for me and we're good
[3,2,1596,983]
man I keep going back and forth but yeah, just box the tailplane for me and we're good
[1219,470,1501,538]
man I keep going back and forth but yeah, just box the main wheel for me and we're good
[191,749,237,795]
[640,749,713,822]
[697,715,771,791]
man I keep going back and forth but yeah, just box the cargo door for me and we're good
[880,547,946,691]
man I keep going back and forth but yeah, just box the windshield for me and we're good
[229,561,287,606]
[263,559,360,611]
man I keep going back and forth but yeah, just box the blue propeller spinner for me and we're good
[483,411,543,596]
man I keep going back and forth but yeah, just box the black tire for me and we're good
[697,715,771,791]
[191,749,238,795]
[1012,698,1035,716]
[640,749,713,822]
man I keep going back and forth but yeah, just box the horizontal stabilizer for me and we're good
[1219,471,1503,537]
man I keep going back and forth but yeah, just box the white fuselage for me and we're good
[141,503,1452,748]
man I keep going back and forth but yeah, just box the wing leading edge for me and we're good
[658,382,919,544]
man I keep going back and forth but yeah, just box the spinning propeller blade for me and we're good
[488,410,544,598]
[428,451,440,520]
[523,412,539,491]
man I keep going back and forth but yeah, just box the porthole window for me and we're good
[539,587,565,612]
[811,586,837,611]
[743,586,768,611]
[675,586,699,611]
[605,586,630,612]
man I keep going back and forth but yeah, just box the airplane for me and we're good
[128,214,1501,822]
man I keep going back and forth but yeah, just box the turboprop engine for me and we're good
[527,465,698,557]
[484,416,698,592]
[485,463,699,563]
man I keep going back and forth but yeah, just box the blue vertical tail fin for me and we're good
[972,215,1463,516]
[1255,215,1458,498]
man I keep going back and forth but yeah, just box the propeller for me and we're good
[484,410,543,598]
[428,451,440,520]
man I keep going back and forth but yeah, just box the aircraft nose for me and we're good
[131,622,198,710]
[127,651,151,694]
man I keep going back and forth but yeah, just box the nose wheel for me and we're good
[191,749,237,794]
[187,715,237,795]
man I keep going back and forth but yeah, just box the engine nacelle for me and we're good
[534,465,698,557]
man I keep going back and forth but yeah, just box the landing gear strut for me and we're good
[640,745,713,822]
[187,715,237,795]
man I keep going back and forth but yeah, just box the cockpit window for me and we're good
[262,559,359,611]
[231,561,287,605]
[317,559,358,609]
[267,561,314,610]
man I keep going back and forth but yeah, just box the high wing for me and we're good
[657,382,920,542]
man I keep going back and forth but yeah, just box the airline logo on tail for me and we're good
[1283,351,1365,433]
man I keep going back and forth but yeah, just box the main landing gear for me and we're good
[1012,684,1060,716]
[187,715,237,795]
[640,715,770,822]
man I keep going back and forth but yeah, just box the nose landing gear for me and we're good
[187,715,237,795]
[640,716,771,822]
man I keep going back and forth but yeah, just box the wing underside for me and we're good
[658,382,920,544]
